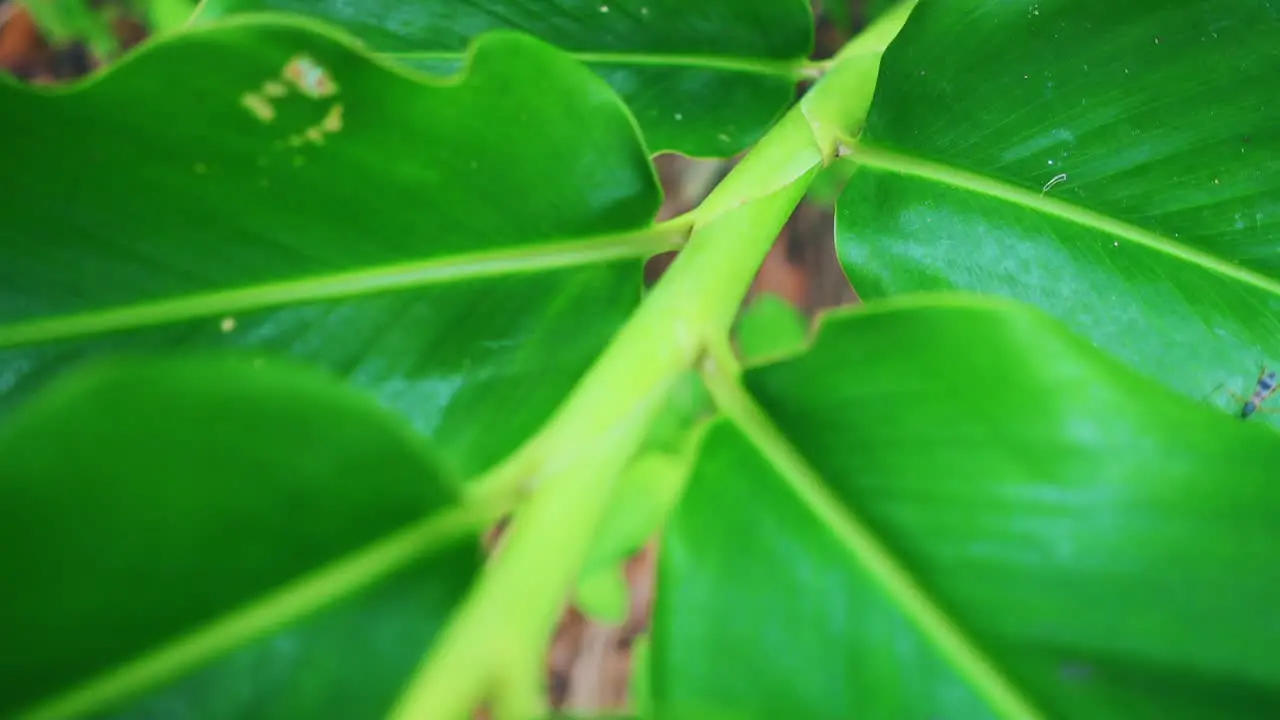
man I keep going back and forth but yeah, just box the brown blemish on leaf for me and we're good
[282,53,338,99]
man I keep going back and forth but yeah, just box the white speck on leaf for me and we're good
[675,112,683,120]
[1041,173,1067,194]
[220,317,237,333]
[599,4,609,11]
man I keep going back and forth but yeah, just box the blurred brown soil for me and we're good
[1,0,865,714]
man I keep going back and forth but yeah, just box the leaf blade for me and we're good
[1,16,666,479]
[655,296,1280,718]
[0,354,486,718]
[837,0,1280,408]
[189,0,816,156]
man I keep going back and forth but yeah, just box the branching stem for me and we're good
[389,5,918,718]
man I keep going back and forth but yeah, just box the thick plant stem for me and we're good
[388,7,918,718]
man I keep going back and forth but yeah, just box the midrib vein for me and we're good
[384,49,806,78]
[853,143,1280,298]
[0,229,680,349]
[699,357,1045,720]
[20,503,492,720]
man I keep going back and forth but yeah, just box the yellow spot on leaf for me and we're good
[220,316,236,332]
[283,54,338,99]
[262,80,288,98]
[240,92,276,123]
[305,126,326,145]
[321,102,344,134]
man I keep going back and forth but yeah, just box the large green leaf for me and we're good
[654,297,1280,718]
[837,0,1280,417]
[0,15,669,481]
[189,0,815,157]
[0,354,484,718]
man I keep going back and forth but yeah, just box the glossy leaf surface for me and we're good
[190,0,815,157]
[734,292,810,363]
[655,297,1280,718]
[837,0,1280,414]
[0,354,481,718]
[0,16,667,481]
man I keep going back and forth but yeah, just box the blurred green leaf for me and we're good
[837,0,1280,418]
[20,0,120,59]
[190,0,815,157]
[139,0,199,33]
[0,354,483,718]
[735,292,809,363]
[574,565,631,625]
[802,156,856,207]
[629,633,652,718]
[0,16,669,482]
[654,297,1280,718]
[864,0,900,23]
[573,374,708,623]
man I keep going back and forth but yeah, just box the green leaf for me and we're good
[573,373,707,622]
[734,292,810,364]
[654,296,1280,718]
[0,353,484,718]
[0,16,669,481]
[802,156,857,207]
[140,0,200,34]
[629,632,653,718]
[574,565,632,625]
[189,0,816,157]
[20,0,120,59]
[837,0,1280,414]
[864,0,902,23]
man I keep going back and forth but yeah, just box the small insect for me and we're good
[1230,365,1279,419]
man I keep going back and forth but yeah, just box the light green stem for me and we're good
[389,6,918,718]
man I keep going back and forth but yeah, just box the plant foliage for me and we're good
[3,0,1279,718]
